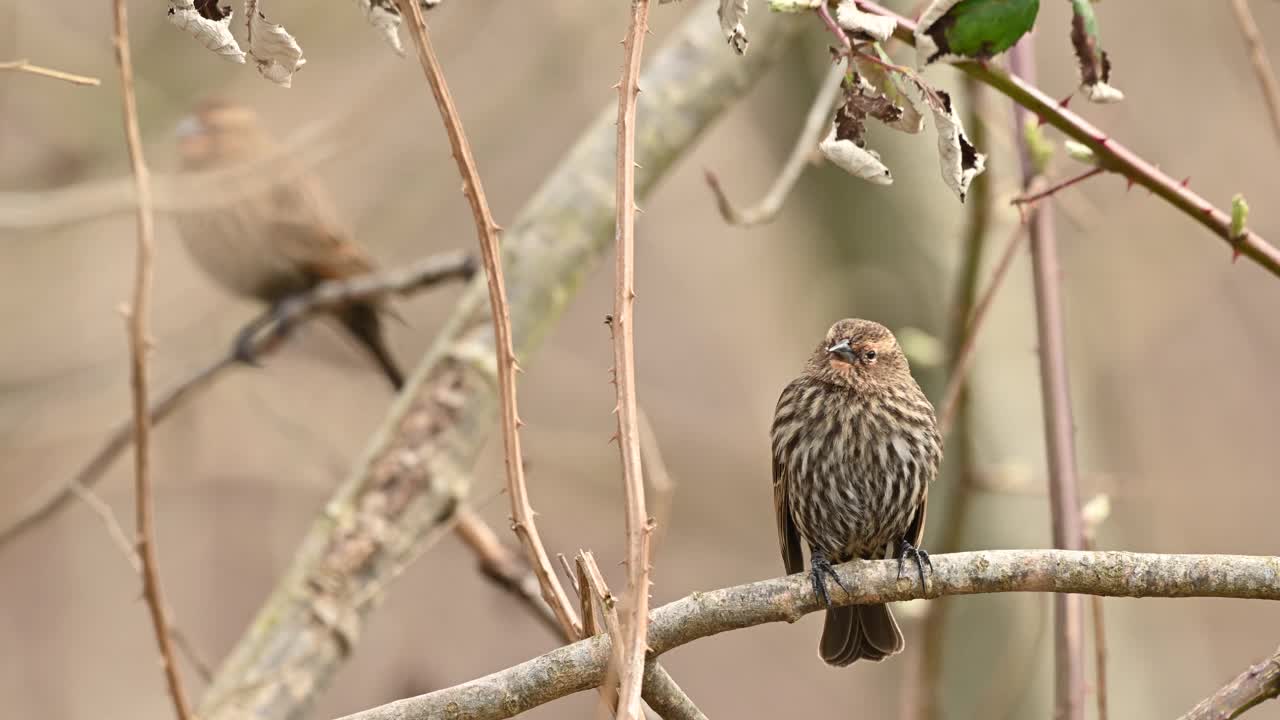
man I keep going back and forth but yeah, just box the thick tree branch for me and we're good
[195,6,802,720]
[611,2,654,718]
[1180,644,1280,720]
[852,0,1280,277]
[111,1,193,718]
[337,550,1280,720]
[0,251,475,551]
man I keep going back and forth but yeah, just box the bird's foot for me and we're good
[809,549,851,607]
[895,539,933,594]
[231,302,296,367]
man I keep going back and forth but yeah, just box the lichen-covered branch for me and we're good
[195,5,803,720]
[1180,644,1280,720]
[337,550,1280,720]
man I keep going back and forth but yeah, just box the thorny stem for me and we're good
[393,0,582,637]
[611,2,654,718]
[852,0,1280,275]
[111,0,194,718]
[1179,644,1280,720]
[1009,40,1086,720]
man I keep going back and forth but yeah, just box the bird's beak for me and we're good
[827,339,856,363]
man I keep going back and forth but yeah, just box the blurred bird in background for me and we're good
[171,98,405,390]
[771,318,942,666]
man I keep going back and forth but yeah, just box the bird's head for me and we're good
[805,318,911,390]
[174,98,270,170]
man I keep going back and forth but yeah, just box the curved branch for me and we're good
[853,0,1280,277]
[1180,644,1280,720]
[338,550,1280,720]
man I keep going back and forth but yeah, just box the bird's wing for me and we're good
[905,484,928,549]
[772,453,805,575]
[266,173,376,281]
[772,382,806,575]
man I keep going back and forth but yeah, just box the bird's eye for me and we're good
[863,350,877,362]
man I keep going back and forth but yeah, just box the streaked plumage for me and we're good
[172,98,404,390]
[771,318,942,665]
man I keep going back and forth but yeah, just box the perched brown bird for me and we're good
[172,98,405,390]
[771,318,942,666]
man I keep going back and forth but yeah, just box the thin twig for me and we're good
[1011,167,1105,209]
[111,0,193,717]
[337,550,1280,720]
[1179,644,1280,720]
[452,507,562,638]
[936,223,1029,438]
[610,2,654,719]
[1229,0,1280,143]
[68,483,216,683]
[1009,40,1086,720]
[636,407,675,561]
[703,63,842,226]
[0,58,101,86]
[579,551,624,716]
[851,0,1280,276]
[392,0,583,644]
[0,251,475,550]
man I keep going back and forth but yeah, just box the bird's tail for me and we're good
[338,301,406,391]
[819,603,905,666]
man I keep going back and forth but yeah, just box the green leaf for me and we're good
[1069,0,1123,103]
[915,0,1039,66]
[1231,194,1249,240]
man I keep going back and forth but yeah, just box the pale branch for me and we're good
[394,0,584,643]
[1228,0,1280,144]
[337,550,1280,720]
[611,1,655,718]
[111,0,193,717]
[195,6,802,720]
[1180,644,1280,720]
[852,0,1280,276]
[1010,40,1087,720]
[703,62,842,227]
[0,57,101,86]
[0,251,475,550]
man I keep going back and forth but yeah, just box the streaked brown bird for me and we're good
[172,98,405,390]
[771,318,942,666]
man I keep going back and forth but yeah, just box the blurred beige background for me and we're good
[3,1,1279,719]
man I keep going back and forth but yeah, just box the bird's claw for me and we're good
[809,550,851,607]
[231,324,265,366]
[895,539,932,594]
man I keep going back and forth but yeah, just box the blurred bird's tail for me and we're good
[819,603,905,666]
[339,302,406,391]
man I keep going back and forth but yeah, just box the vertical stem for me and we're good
[1008,40,1086,720]
[111,0,194,718]
[612,2,654,718]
